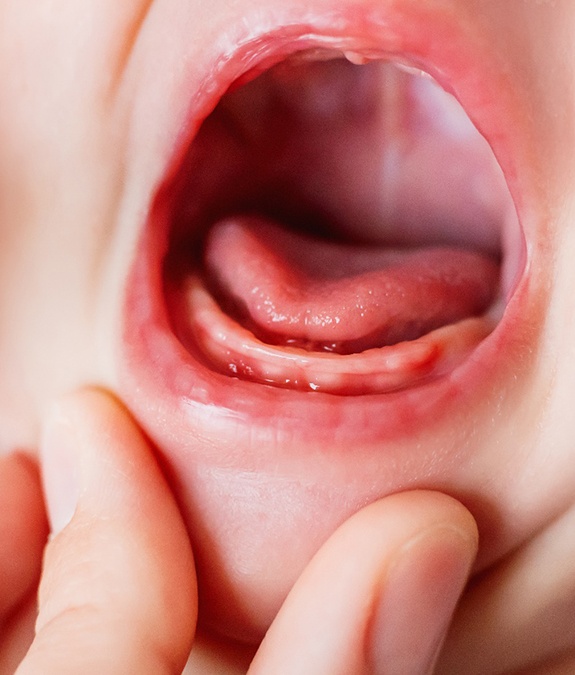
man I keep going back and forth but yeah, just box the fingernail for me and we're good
[40,405,80,535]
[370,526,475,674]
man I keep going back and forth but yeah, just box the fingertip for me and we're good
[39,388,124,534]
[368,508,478,673]
[40,406,79,535]
[249,490,478,675]
[358,490,478,548]
[40,387,163,533]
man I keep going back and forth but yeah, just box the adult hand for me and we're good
[0,389,477,674]
[0,390,496,673]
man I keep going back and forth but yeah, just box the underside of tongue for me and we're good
[204,216,500,353]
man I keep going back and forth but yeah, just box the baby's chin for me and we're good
[111,0,573,643]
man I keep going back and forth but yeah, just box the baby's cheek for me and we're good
[0,1,152,451]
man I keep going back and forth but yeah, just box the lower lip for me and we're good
[117,1,538,642]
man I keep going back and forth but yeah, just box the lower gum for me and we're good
[185,275,494,395]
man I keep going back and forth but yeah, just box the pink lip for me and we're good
[118,0,543,643]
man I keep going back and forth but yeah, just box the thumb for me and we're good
[17,389,197,675]
[249,491,478,675]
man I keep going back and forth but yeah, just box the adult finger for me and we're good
[17,389,197,675]
[248,491,478,675]
[0,453,47,623]
[437,502,575,674]
[0,454,48,673]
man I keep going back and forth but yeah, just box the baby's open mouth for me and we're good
[121,5,531,446]
[163,54,518,396]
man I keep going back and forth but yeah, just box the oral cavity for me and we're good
[204,216,498,353]
[165,54,515,395]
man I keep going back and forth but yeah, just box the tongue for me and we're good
[204,216,500,352]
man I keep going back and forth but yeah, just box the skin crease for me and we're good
[2,0,575,672]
